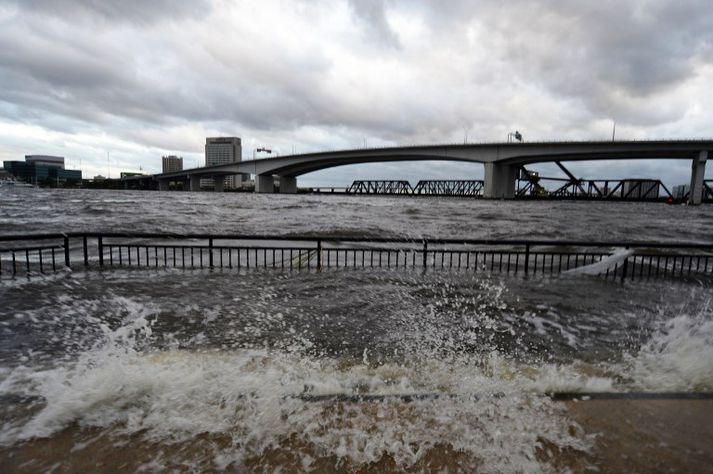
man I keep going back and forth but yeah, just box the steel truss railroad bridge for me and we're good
[319,173,713,202]
[344,180,485,196]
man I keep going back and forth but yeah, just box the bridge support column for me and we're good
[158,180,169,191]
[189,176,201,192]
[278,176,297,193]
[483,163,517,199]
[213,177,224,192]
[689,151,708,205]
[255,174,274,193]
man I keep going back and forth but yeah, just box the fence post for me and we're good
[98,236,104,267]
[63,235,70,269]
[524,244,530,275]
[316,239,322,270]
[209,238,214,268]
[422,241,428,268]
[83,235,89,266]
[621,246,629,282]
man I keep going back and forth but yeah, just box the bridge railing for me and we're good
[308,187,349,194]
[1,233,712,282]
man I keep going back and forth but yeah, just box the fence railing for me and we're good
[1,232,712,281]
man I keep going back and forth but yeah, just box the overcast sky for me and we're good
[1,0,711,186]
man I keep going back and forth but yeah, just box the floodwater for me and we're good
[1,188,712,473]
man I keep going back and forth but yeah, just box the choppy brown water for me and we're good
[1,188,712,472]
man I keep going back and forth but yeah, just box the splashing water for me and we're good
[1,268,712,471]
[623,299,713,391]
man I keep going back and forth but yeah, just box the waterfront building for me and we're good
[3,155,81,185]
[162,155,183,173]
[202,137,249,189]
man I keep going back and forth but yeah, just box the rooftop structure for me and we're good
[25,155,64,169]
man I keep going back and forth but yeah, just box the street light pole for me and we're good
[507,131,523,143]
[254,147,272,159]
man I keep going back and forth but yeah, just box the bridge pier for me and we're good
[213,177,224,192]
[689,151,708,205]
[158,180,169,191]
[483,163,517,199]
[189,176,201,192]
[278,176,297,193]
[255,174,274,193]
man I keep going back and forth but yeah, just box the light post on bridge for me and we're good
[507,131,523,143]
[253,147,272,159]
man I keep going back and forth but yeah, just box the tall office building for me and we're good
[162,155,183,173]
[203,137,246,189]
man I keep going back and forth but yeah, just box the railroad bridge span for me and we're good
[130,140,711,204]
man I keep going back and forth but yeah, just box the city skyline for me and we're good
[1,0,712,186]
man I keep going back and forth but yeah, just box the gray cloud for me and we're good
[0,0,711,183]
[347,0,400,47]
[468,0,713,125]
[11,0,211,23]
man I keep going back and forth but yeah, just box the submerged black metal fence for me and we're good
[1,232,712,281]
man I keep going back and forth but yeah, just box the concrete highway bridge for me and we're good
[122,140,711,204]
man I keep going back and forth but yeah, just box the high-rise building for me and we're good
[162,155,183,173]
[203,137,247,189]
